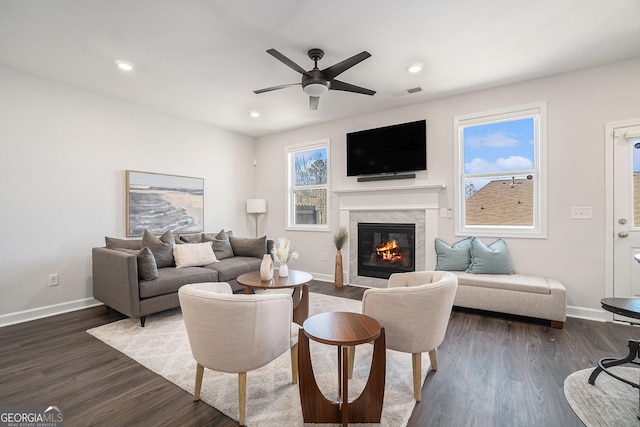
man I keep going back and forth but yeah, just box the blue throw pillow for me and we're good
[434,237,475,271]
[466,238,515,274]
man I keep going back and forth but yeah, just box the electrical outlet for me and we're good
[48,273,59,287]
[322,252,328,262]
[571,207,592,219]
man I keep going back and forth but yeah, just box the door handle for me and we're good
[618,231,629,238]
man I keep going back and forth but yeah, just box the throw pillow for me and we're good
[434,237,475,271]
[137,247,159,280]
[466,238,516,274]
[229,236,266,259]
[202,234,234,259]
[203,229,234,241]
[112,247,158,280]
[179,233,202,244]
[173,242,217,268]
[105,236,142,250]
[142,229,175,268]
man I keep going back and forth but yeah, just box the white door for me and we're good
[611,121,640,322]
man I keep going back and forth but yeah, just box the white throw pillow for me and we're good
[173,242,217,268]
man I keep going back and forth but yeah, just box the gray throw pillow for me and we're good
[202,234,235,260]
[203,229,234,241]
[137,247,159,280]
[229,236,266,259]
[112,247,158,280]
[142,229,175,268]
[179,233,202,244]
[466,238,515,274]
[434,237,475,271]
[105,236,142,250]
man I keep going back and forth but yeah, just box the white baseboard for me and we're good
[566,305,606,322]
[0,297,103,327]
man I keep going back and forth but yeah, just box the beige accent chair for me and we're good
[360,271,458,401]
[178,282,300,426]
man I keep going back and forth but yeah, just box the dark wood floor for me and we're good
[1,281,638,426]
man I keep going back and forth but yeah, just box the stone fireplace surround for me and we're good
[334,184,444,288]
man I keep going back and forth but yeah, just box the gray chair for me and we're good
[178,282,299,426]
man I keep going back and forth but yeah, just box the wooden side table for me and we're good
[236,270,312,325]
[298,311,385,426]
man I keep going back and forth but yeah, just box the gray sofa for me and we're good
[92,229,273,326]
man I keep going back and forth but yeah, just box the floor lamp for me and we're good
[246,199,267,237]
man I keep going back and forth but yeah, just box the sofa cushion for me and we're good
[142,229,175,268]
[229,236,266,259]
[173,242,217,268]
[203,256,261,282]
[139,267,219,299]
[112,247,158,280]
[435,237,475,271]
[453,272,551,295]
[202,234,234,260]
[466,238,515,274]
[105,236,142,250]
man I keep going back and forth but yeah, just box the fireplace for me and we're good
[357,222,416,279]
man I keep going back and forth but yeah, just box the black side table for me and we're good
[588,298,640,419]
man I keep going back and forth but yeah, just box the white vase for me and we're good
[260,254,274,281]
[278,263,289,277]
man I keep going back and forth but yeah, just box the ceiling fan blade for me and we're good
[322,51,371,80]
[267,49,308,75]
[330,79,376,96]
[253,83,300,94]
[309,96,319,110]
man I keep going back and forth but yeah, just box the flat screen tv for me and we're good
[346,119,426,177]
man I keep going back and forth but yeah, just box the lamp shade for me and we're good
[246,199,267,214]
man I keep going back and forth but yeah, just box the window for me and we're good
[454,103,546,238]
[286,139,329,230]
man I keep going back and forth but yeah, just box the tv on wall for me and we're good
[346,119,426,178]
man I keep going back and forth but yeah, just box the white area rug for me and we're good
[564,367,640,426]
[87,293,428,426]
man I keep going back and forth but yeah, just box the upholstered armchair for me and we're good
[360,271,458,401]
[178,282,300,426]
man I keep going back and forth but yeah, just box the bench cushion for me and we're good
[453,272,551,295]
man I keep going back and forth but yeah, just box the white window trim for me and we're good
[285,138,330,232]
[453,102,547,239]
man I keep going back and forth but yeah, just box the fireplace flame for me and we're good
[375,240,404,262]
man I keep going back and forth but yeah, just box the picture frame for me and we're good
[126,170,204,236]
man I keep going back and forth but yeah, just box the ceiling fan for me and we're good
[253,48,376,110]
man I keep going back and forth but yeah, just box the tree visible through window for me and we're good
[287,140,329,229]
[455,103,546,237]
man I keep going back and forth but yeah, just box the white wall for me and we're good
[256,57,640,316]
[0,66,257,323]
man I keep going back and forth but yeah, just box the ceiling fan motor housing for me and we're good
[302,69,330,93]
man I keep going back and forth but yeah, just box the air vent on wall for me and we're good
[389,86,423,97]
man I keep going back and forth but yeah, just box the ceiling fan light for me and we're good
[303,83,329,97]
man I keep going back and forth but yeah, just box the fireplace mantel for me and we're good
[333,184,444,211]
[334,184,444,288]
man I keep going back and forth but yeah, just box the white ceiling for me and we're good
[1,0,639,137]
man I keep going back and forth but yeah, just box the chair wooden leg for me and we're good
[194,363,204,401]
[291,344,298,384]
[412,353,422,401]
[347,345,355,379]
[429,349,438,371]
[238,372,247,426]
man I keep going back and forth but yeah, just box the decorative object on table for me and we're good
[246,198,267,237]
[333,227,348,288]
[272,237,298,277]
[259,254,275,281]
[126,170,204,237]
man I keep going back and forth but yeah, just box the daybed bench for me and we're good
[435,236,567,328]
[92,229,272,326]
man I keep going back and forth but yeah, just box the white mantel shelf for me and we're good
[332,184,445,194]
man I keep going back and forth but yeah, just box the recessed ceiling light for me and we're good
[115,60,134,71]
[249,111,261,118]
[407,63,423,74]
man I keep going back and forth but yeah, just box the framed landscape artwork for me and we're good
[126,170,204,236]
